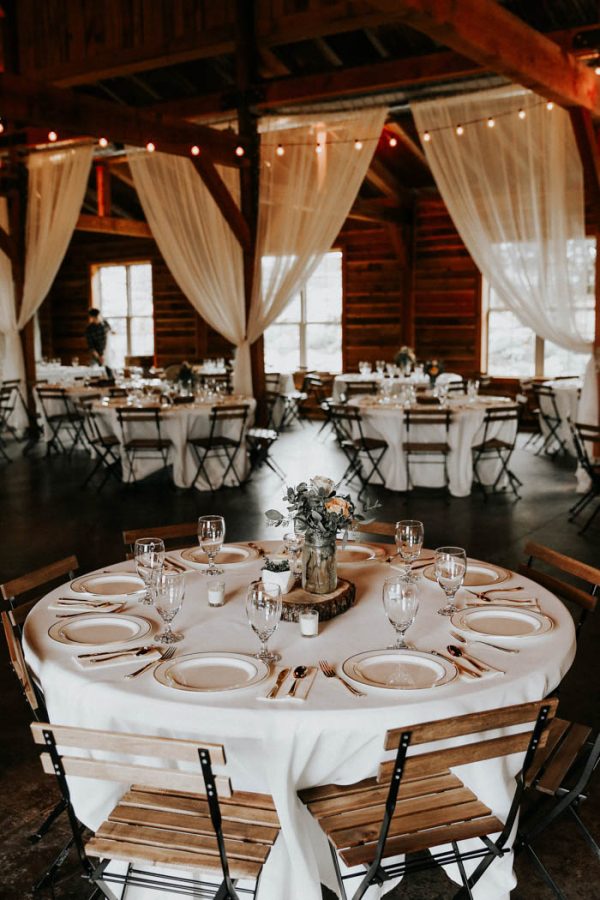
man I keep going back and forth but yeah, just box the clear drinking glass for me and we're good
[395,520,424,576]
[376,359,386,375]
[134,538,165,606]
[155,571,185,643]
[246,580,283,663]
[467,379,479,402]
[197,515,226,575]
[434,546,467,617]
[382,577,419,649]
[283,531,305,575]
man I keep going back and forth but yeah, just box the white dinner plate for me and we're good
[70,572,146,596]
[423,559,510,587]
[451,606,553,638]
[154,652,269,692]
[180,544,260,569]
[336,542,387,565]
[342,649,457,690]
[48,614,152,646]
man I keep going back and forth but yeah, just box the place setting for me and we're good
[178,515,261,571]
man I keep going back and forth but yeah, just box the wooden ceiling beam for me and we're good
[349,198,410,225]
[368,0,600,115]
[76,214,152,239]
[191,156,251,251]
[365,157,411,205]
[0,73,242,166]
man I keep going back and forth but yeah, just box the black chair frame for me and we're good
[569,419,600,534]
[189,404,249,491]
[330,404,387,497]
[403,409,452,495]
[532,385,568,457]
[35,385,86,457]
[472,406,522,500]
[116,407,172,485]
[79,400,122,491]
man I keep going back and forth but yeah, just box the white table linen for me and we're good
[352,396,518,497]
[332,372,462,402]
[24,544,575,900]
[37,362,103,384]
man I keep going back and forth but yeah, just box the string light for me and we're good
[146,141,155,152]
[595,65,600,75]
[235,145,245,157]
[388,135,398,147]
[0,120,4,135]
[48,130,58,142]
[354,139,363,150]
[546,101,554,111]
[487,117,495,128]
[276,144,285,156]
[423,131,431,142]
[191,145,200,156]
[518,109,526,120]
[98,137,108,148]
[456,124,464,136]
[315,142,323,154]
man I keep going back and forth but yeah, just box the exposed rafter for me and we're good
[76,214,152,239]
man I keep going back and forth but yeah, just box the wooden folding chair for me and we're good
[343,381,378,400]
[122,522,198,558]
[353,521,395,542]
[78,398,122,490]
[532,384,568,457]
[299,698,558,900]
[471,406,522,500]
[35,385,86,456]
[329,404,388,497]
[116,407,173,485]
[1,555,79,619]
[403,408,453,494]
[569,421,600,534]
[188,404,249,491]
[518,541,599,640]
[32,722,281,900]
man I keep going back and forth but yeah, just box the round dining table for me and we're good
[332,372,462,402]
[23,542,575,900]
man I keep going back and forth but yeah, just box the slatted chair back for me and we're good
[123,522,198,557]
[203,404,250,448]
[329,403,361,444]
[404,408,452,430]
[518,541,599,638]
[2,610,41,714]
[265,372,281,391]
[0,555,79,614]
[108,386,128,398]
[446,379,466,393]
[354,521,395,541]
[116,407,164,439]
[573,421,600,473]
[345,380,378,397]
[477,406,519,446]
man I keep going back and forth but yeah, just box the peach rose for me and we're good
[325,497,351,518]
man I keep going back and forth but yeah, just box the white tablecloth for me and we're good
[351,396,517,497]
[24,543,575,900]
[333,372,462,402]
[37,363,103,385]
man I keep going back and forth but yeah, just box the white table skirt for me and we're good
[24,543,575,900]
[351,397,518,497]
[332,372,462,402]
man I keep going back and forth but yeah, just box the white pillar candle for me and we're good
[208,581,225,607]
[299,608,319,637]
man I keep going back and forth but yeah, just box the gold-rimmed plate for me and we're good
[179,544,260,569]
[423,559,510,587]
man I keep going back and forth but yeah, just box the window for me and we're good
[484,239,595,378]
[263,251,343,373]
[91,262,154,367]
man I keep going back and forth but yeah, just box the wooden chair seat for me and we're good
[189,435,240,449]
[299,770,502,868]
[353,437,387,451]
[123,438,172,450]
[402,441,451,453]
[472,437,513,452]
[86,785,280,881]
[525,718,592,796]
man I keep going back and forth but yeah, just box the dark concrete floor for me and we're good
[1,425,599,899]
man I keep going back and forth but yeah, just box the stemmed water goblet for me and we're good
[283,531,304,575]
[134,537,165,606]
[246,580,282,663]
[382,577,419,649]
[197,515,226,575]
[394,520,424,577]
[155,571,185,643]
[434,546,467,617]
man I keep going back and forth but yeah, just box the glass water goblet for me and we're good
[283,531,305,575]
[197,515,226,575]
[134,537,165,606]
[246,581,282,663]
[434,546,467,617]
[395,520,424,577]
[155,571,185,643]
[382,577,419,649]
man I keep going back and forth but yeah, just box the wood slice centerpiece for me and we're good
[281,579,356,622]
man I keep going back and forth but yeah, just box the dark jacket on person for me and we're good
[85,320,110,354]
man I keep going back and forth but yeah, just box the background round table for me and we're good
[24,542,575,900]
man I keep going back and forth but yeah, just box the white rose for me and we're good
[310,476,336,495]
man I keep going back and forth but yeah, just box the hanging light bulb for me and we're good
[354,139,363,150]
[456,124,464,136]
[315,142,323,154]
[48,130,58,142]
[276,144,285,156]
[146,141,156,152]
[595,64,600,75]
[546,101,554,111]
[388,135,398,147]
[518,109,526,120]
[423,131,431,142]
[235,145,245,157]
[0,120,4,135]
[191,145,200,156]
[487,117,495,128]
[98,137,108,148]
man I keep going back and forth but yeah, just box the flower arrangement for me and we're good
[394,345,416,371]
[266,476,357,540]
[423,359,445,385]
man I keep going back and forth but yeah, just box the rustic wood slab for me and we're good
[281,579,356,622]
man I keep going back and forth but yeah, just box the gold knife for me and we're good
[266,667,290,699]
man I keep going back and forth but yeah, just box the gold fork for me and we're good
[319,659,365,697]
[125,645,175,679]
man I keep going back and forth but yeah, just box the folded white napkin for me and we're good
[461,596,540,611]
[75,647,162,670]
[258,666,317,701]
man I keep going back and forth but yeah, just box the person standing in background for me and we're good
[85,308,113,378]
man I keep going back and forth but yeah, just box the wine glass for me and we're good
[134,537,165,605]
[246,581,282,663]
[283,531,304,575]
[382,577,419,649]
[434,546,467,617]
[155,571,185,643]
[197,515,226,575]
[395,520,424,577]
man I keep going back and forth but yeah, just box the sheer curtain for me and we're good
[0,198,24,388]
[412,86,596,419]
[248,108,387,345]
[18,144,93,329]
[128,150,249,392]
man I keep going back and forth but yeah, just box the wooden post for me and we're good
[595,228,600,429]
[95,162,111,217]
[235,0,265,419]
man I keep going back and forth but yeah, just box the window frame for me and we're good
[90,259,154,362]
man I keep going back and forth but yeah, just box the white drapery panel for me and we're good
[412,86,597,421]
[17,144,93,329]
[128,151,250,393]
[248,108,388,345]
[0,198,25,396]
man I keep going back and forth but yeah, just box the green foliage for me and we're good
[262,558,291,572]
[264,476,368,539]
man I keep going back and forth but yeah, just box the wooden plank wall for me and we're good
[338,221,408,372]
[41,231,228,366]
[412,193,481,375]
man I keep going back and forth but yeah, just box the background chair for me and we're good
[1,555,79,619]
[32,722,281,900]
[329,404,388,496]
[188,403,249,491]
[344,380,378,399]
[532,384,568,457]
[569,421,600,534]
[116,407,172,485]
[403,408,453,495]
[471,406,522,500]
[122,521,198,557]
[78,398,122,491]
[35,385,85,456]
